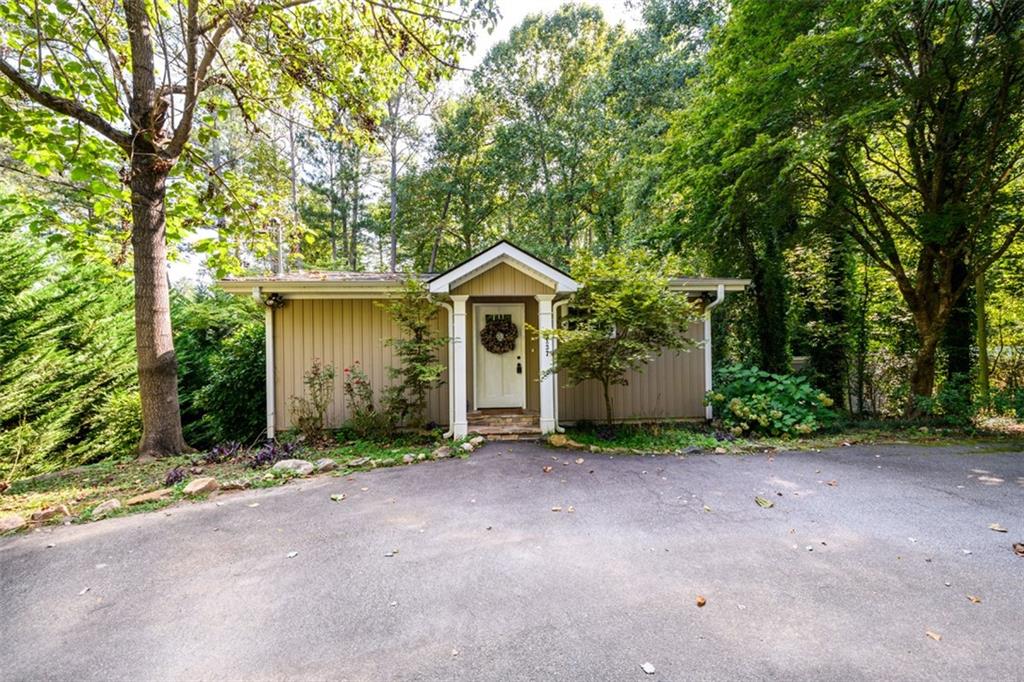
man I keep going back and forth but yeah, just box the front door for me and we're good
[474,303,526,409]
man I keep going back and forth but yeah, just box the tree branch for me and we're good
[0,56,132,151]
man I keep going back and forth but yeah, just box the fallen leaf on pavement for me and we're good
[78,587,90,596]
[967,595,981,604]
[696,595,707,607]
[330,494,345,502]
[703,505,712,513]
[575,458,584,464]
[287,551,298,559]
[551,506,562,512]
[247,503,259,508]
[755,496,774,509]
[567,506,575,513]
[926,630,942,641]
[543,466,553,473]
[1014,543,1024,557]
[825,480,838,487]
[988,523,1008,533]
[640,662,656,675]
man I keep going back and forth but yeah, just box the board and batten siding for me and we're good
[273,299,448,430]
[452,262,555,296]
[557,320,706,422]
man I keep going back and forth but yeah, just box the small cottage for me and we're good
[219,241,748,438]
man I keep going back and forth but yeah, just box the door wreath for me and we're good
[480,317,518,354]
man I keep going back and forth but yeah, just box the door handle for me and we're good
[516,362,523,374]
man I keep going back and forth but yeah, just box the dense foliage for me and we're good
[707,365,837,437]
[0,222,137,479]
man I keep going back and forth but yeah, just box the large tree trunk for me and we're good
[908,330,940,411]
[130,161,190,456]
[941,254,974,383]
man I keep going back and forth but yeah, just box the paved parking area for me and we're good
[2,442,1022,681]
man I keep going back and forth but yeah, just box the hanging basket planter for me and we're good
[480,317,518,354]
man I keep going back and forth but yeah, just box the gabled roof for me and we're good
[427,240,579,294]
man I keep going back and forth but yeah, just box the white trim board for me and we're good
[429,241,578,294]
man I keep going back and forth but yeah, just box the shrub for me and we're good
[246,441,299,469]
[915,373,976,427]
[173,289,265,447]
[164,467,187,486]
[707,364,836,437]
[290,360,336,442]
[89,389,143,458]
[379,277,447,428]
[992,386,1024,419]
[341,362,395,440]
[200,441,242,465]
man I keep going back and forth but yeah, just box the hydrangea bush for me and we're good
[706,365,836,437]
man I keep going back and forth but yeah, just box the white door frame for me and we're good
[472,302,527,410]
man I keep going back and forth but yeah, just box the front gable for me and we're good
[428,241,578,295]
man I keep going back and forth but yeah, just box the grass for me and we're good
[560,417,1024,454]
[1,432,455,534]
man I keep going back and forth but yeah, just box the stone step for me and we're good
[470,425,543,438]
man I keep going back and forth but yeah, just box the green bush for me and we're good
[915,373,976,427]
[190,322,266,444]
[290,360,336,443]
[707,364,836,437]
[992,386,1024,419]
[88,389,143,458]
[0,221,138,479]
[173,289,265,446]
[341,362,396,440]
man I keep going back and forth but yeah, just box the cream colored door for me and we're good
[474,303,526,408]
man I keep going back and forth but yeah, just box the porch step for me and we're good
[470,424,543,440]
[467,411,539,428]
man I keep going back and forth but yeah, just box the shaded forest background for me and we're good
[2,0,1023,477]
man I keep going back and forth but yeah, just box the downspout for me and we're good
[552,299,570,433]
[704,284,726,421]
[439,300,455,438]
[254,286,275,440]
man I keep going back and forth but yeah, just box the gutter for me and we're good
[704,284,726,421]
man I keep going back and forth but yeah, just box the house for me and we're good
[219,241,748,439]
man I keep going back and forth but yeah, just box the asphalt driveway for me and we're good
[2,442,1023,681]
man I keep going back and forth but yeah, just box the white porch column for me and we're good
[536,294,556,434]
[451,295,469,438]
[254,287,276,440]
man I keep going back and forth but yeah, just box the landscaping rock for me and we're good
[0,514,26,533]
[31,504,70,522]
[402,454,415,464]
[126,489,173,506]
[91,498,121,519]
[714,446,727,454]
[348,457,370,467]
[183,477,220,496]
[549,434,569,447]
[460,442,475,453]
[416,453,426,461]
[469,435,486,446]
[432,446,452,459]
[314,458,336,473]
[220,479,250,491]
[272,459,314,476]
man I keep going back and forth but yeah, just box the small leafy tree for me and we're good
[290,361,336,443]
[540,250,699,424]
[381,277,448,428]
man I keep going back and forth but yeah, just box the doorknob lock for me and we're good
[516,362,523,374]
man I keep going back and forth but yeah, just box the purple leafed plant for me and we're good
[164,467,187,486]
[202,441,243,464]
[246,441,299,469]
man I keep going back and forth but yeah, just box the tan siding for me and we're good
[274,299,448,430]
[452,262,555,296]
[558,320,706,422]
